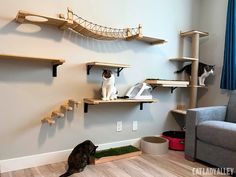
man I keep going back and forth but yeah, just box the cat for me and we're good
[60,140,98,177]
[175,62,215,86]
[101,69,118,101]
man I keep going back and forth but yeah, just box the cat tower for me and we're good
[145,30,209,115]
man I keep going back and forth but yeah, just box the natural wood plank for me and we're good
[84,98,157,105]
[169,57,198,62]
[136,36,167,45]
[0,54,65,65]
[180,30,209,38]
[171,109,187,115]
[86,62,131,68]
[145,79,189,86]
[94,151,142,164]
[16,10,72,29]
[2,151,230,177]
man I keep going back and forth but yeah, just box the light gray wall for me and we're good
[0,0,200,160]
[197,0,229,107]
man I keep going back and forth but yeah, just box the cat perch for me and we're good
[41,99,80,125]
[86,61,131,76]
[83,98,157,113]
[15,8,167,45]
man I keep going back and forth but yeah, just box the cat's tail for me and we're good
[59,170,73,177]
[175,66,186,74]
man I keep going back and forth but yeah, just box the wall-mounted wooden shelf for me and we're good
[41,99,80,125]
[145,79,189,93]
[180,30,209,38]
[16,9,167,45]
[135,36,167,45]
[171,109,187,115]
[0,54,65,77]
[86,62,131,76]
[83,98,157,113]
[169,57,198,62]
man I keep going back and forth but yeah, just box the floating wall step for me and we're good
[41,99,80,125]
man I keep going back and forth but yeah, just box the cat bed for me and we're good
[141,136,169,155]
[91,145,141,164]
[125,83,152,99]
[162,131,185,151]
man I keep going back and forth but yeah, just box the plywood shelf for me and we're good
[0,54,65,77]
[84,98,157,113]
[171,109,187,115]
[86,61,131,76]
[145,79,189,86]
[180,30,209,38]
[169,57,198,62]
[135,36,167,45]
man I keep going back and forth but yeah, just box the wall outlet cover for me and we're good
[133,121,138,131]
[117,121,122,132]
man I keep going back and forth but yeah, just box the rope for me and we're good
[72,13,139,39]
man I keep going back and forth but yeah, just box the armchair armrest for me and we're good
[185,106,227,160]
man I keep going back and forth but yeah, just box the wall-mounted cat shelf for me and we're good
[86,62,131,77]
[180,30,209,38]
[169,57,198,62]
[41,99,80,125]
[15,8,167,45]
[171,109,187,115]
[83,98,157,113]
[145,79,189,93]
[0,54,65,77]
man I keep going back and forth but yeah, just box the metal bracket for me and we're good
[117,67,124,77]
[171,87,177,93]
[140,102,144,110]
[87,65,93,75]
[52,64,60,77]
[84,103,89,113]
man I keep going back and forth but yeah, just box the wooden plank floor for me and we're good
[1,151,229,177]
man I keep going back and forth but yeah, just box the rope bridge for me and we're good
[71,12,142,40]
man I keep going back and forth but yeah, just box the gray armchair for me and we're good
[185,91,236,172]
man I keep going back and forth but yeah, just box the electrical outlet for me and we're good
[133,121,138,131]
[117,121,122,132]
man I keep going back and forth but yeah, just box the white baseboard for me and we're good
[0,138,140,173]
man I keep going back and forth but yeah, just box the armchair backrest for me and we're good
[226,90,236,123]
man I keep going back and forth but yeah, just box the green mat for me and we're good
[95,145,140,159]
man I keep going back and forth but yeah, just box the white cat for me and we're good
[101,70,118,101]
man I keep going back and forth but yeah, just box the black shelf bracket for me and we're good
[84,103,89,113]
[52,64,60,77]
[87,65,93,75]
[140,102,144,110]
[117,67,124,77]
[171,87,178,93]
[84,102,151,113]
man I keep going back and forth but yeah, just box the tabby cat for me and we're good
[175,62,215,86]
[60,140,98,177]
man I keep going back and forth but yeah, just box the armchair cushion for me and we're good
[197,121,236,151]
[226,90,236,123]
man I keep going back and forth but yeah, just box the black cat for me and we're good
[175,62,215,86]
[60,140,98,177]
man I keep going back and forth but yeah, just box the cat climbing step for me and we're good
[41,99,80,125]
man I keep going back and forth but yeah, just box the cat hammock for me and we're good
[16,8,166,44]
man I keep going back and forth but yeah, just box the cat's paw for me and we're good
[102,97,106,101]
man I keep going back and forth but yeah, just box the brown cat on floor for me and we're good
[60,140,98,177]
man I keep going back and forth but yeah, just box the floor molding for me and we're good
[0,138,140,173]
